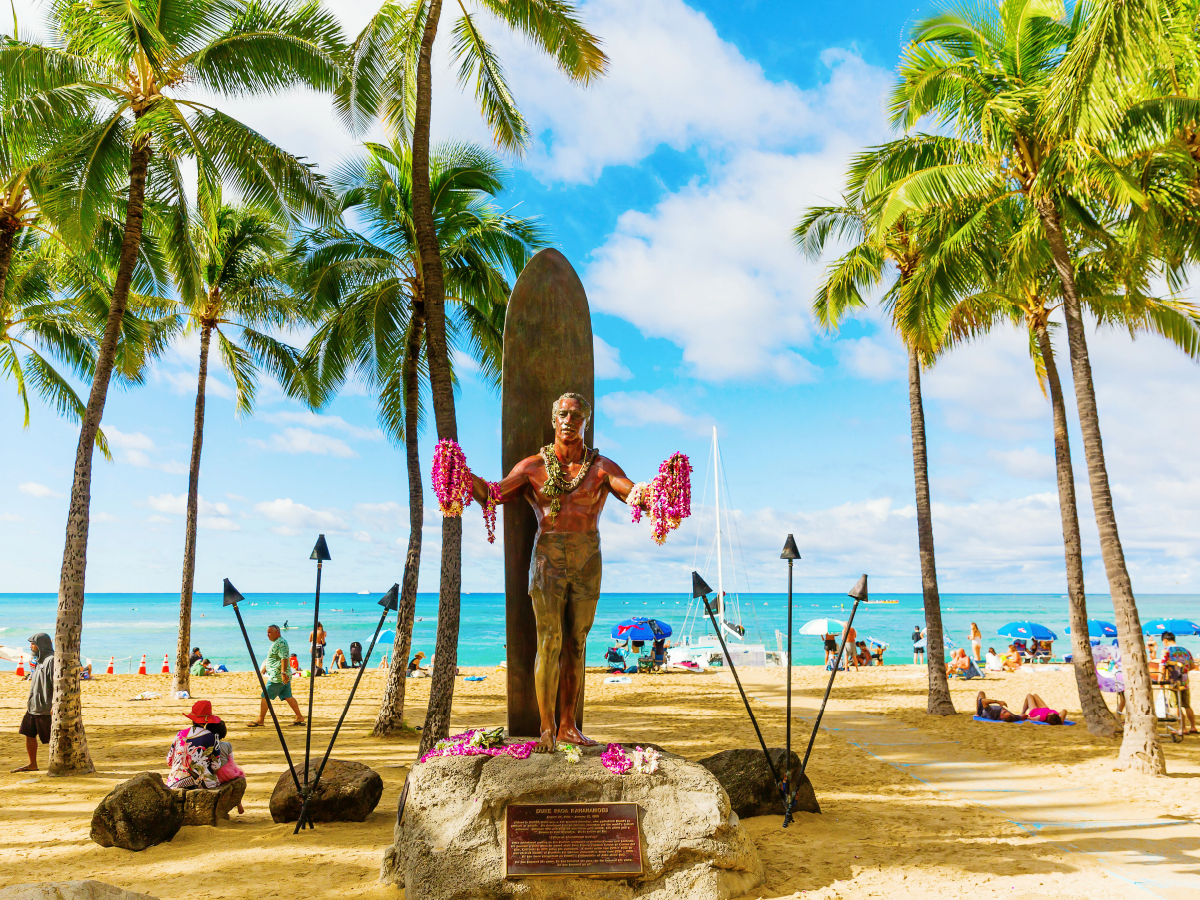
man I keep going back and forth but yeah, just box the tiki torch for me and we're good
[692,571,786,804]
[302,534,330,825]
[293,583,399,834]
[223,579,303,795]
[784,573,868,826]
[779,535,800,815]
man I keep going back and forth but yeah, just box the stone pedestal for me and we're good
[380,744,764,900]
[177,777,246,826]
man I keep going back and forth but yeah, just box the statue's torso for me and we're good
[520,452,615,534]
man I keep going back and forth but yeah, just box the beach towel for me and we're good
[604,676,632,684]
[973,715,1075,725]
[464,675,486,682]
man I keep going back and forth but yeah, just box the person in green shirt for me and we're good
[190,658,214,677]
[249,624,305,727]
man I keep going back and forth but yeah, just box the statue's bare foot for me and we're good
[534,729,556,753]
[557,723,597,747]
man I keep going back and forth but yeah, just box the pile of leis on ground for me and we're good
[419,727,537,763]
[629,452,692,544]
[431,439,500,543]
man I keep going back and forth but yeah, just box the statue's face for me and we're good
[553,398,587,443]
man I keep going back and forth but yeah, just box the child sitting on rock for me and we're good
[205,720,246,814]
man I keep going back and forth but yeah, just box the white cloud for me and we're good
[146,493,233,517]
[353,530,372,543]
[254,498,348,535]
[354,501,408,532]
[837,336,906,382]
[19,482,62,499]
[93,512,119,523]
[593,336,632,380]
[599,391,712,435]
[249,428,357,458]
[988,447,1055,481]
[262,411,383,441]
[105,427,155,451]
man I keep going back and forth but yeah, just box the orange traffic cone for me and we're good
[106,656,114,675]
[137,654,147,675]
[161,653,170,674]
[15,654,24,678]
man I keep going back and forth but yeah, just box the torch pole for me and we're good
[784,591,864,825]
[229,602,303,794]
[294,598,394,834]
[301,558,322,830]
[701,594,784,798]
[784,557,793,805]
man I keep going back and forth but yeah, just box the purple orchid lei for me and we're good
[630,452,693,545]
[431,440,473,517]
[601,743,632,774]
[418,729,537,764]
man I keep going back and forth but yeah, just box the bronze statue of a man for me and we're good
[471,392,640,753]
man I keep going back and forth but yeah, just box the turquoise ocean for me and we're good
[2,591,1198,672]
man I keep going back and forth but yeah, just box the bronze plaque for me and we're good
[504,802,642,878]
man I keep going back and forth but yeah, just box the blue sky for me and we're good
[4,0,1200,598]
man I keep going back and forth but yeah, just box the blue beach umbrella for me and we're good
[997,621,1057,640]
[1065,620,1118,637]
[377,629,396,645]
[1143,618,1200,636]
[611,617,672,642]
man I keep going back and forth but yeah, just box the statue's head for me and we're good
[552,392,591,443]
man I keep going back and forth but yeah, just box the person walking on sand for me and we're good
[912,625,925,666]
[12,634,54,772]
[969,623,982,661]
[309,621,327,671]
[249,625,304,727]
[844,624,858,671]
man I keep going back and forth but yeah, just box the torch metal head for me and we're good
[848,574,868,603]
[692,570,713,599]
[378,583,400,611]
[780,534,801,560]
[223,578,244,608]
[310,534,331,562]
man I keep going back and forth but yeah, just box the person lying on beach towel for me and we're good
[976,691,1024,722]
[1021,693,1065,725]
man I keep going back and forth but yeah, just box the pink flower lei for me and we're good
[432,440,473,517]
[630,453,692,545]
[601,742,632,774]
[483,482,501,544]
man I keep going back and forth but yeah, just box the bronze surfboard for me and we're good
[501,248,594,737]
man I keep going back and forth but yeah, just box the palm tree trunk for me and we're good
[175,323,212,694]
[908,345,955,715]
[49,135,151,775]
[410,0,463,758]
[0,219,17,301]
[1037,198,1163,774]
[374,312,425,736]
[1035,321,1119,738]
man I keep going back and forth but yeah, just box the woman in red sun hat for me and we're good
[166,700,222,789]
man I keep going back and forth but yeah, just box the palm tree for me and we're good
[943,202,1200,737]
[297,139,545,735]
[337,0,606,754]
[795,153,970,716]
[3,0,343,774]
[173,203,313,695]
[881,0,1166,773]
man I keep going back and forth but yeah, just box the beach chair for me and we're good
[349,641,363,668]
[637,656,655,674]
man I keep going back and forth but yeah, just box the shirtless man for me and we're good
[470,392,644,753]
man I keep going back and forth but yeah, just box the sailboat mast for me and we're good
[713,427,724,625]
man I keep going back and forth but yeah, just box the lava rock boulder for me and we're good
[89,773,183,851]
[0,882,160,900]
[697,747,820,818]
[270,759,383,823]
[176,777,246,826]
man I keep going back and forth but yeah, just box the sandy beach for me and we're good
[2,664,1198,899]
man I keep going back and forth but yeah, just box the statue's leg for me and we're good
[556,535,601,747]
[529,535,567,753]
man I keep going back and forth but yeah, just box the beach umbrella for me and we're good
[377,629,396,645]
[1142,618,1200,636]
[611,617,672,642]
[1065,620,1118,637]
[997,621,1057,640]
[798,618,844,636]
[865,637,888,648]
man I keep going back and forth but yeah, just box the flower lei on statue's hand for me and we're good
[629,452,692,544]
[431,439,501,542]
[540,444,598,521]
